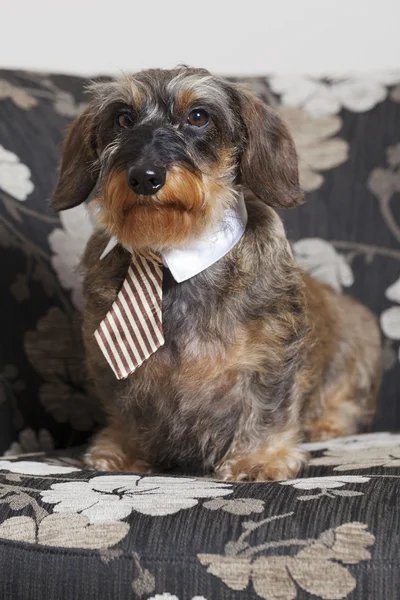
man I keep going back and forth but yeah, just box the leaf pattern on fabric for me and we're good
[203,497,265,515]
[131,552,156,597]
[24,307,103,431]
[277,106,349,191]
[10,274,30,303]
[4,428,55,456]
[0,514,128,549]
[0,75,88,116]
[38,513,129,549]
[0,79,38,109]
[199,521,375,600]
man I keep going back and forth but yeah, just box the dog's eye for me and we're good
[187,108,209,128]
[117,111,135,129]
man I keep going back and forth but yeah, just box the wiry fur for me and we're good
[51,67,382,480]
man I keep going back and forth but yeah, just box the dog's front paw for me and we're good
[84,450,152,473]
[84,428,152,473]
[215,444,308,482]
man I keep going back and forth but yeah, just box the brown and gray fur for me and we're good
[51,67,382,480]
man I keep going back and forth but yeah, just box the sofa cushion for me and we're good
[0,69,400,449]
[0,432,399,599]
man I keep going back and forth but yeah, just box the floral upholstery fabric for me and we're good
[0,433,399,599]
[0,69,400,455]
[0,68,400,599]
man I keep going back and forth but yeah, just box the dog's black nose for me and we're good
[127,165,166,195]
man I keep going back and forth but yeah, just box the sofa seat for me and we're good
[0,432,399,599]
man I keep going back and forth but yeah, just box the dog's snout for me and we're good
[127,165,166,196]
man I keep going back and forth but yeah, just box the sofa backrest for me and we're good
[0,69,399,453]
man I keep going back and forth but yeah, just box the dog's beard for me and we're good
[93,166,237,250]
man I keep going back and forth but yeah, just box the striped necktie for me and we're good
[94,250,164,380]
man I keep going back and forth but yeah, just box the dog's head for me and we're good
[51,67,302,250]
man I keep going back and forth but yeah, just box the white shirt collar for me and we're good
[100,192,247,282]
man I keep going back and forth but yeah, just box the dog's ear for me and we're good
[235,86,303,208]
[51,105,99,211]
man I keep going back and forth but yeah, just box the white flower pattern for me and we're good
[148,596,207,600]
[0,145,34,201]
[292,238,354,291]
[48,204,93,309]
[0,460,79,475]
[380,276,400,361]
[270,71,400,118]
[148,596,180,600]
[310,447,400,471]
[301,433,400,471]
[302,432,400,452]
[281,475,371,501]
[40,475,232,521]
[280,476,370,490]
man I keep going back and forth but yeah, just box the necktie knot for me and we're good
[139,249,163,265]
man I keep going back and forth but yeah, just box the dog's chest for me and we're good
[117,269,246,467]
[133,269,240,405]
[130,343,243,470]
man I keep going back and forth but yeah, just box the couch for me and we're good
[0,68,399,599]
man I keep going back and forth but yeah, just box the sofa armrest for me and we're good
[0,376,16,454]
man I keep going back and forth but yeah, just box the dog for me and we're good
[50,67,382,481]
